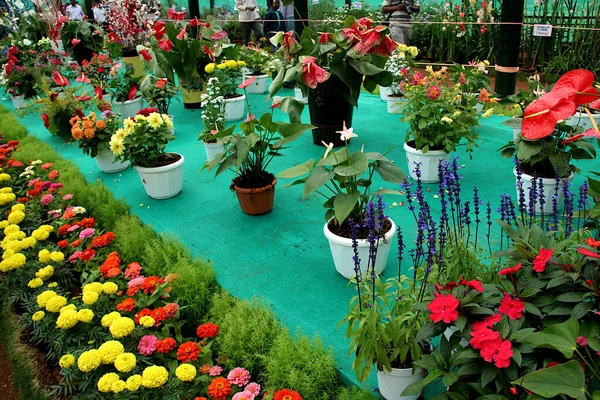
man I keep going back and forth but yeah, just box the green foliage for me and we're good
[335,386,376,400]
[265,330,339,400]
[113,215,159,264]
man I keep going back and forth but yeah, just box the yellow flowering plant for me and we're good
[110,112,176,168]
[204,58,246,98]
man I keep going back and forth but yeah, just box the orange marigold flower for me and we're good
[207,377,232,400]
[177,342,200,363]
[117,297,136,312]
[156,338,177,354]
[199,364,211,374]
[95,120,106,130]
[83,128,95,139]
[82,120,94,129]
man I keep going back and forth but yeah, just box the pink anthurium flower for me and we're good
[158,39,173,52]
[300,56,330,89]
[176,25,187,40]
[336,121,357,141]
[244,113,255,123]
[52,70,70,87]
[76,73,90,84]
[189,18,202,27]
[319,33,332,44]
[71,38,81,46]
[369,34,397,57]
[238,75,257,89]
[211,30,227,40]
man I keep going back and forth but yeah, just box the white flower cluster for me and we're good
[19,165,35,178]
[200,77,225,135]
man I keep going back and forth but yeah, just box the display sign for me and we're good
[533,24,553,37]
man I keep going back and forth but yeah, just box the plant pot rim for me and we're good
[114,96,143,105]
[513,167,574,182]
[224,94,246,101]
[404,141,448,156]
[323,217,396,247]
[11,94,25,99]
[232,178,277,194]
[249,73,268,77]
[134,152,184,172]
[377,366,423,378]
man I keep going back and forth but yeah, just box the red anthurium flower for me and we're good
[498,262,522,276]
[586,238,600,248]
[522,89,578,140]
[50,93,59,102]
[583,128,600,138]
[469,327,500,349]
[41,113,50,129]
[589,98,600,110]
[158,39,173,52]
[153,20,166,40]
[562,133,585,144]
[71,38,81,46]
[74,95,91,101]
[244,113,255,123]
[210,30,227,41]
[547,361,561,368]
[270,102,281,109]
[360,28,382,47]
[189,17,201,27]
[480,338,513,368]
[428,293,460,323]
[551,69,598,105]
[369,35,398,57]
[52,70,70,87]
[139,49,152,61]
[127,85,137,101]
[156,78,167,89]
[471,314,502,331]
[577,336,588,346]
[319,33,332,43]
[167,9,186,21]
[94,86,103,100]
[532,247,553,273]
[578,248,600,259]
[498,293,524,320]
[459,277,484,292]
[300,56,330,89]
[357,17,372,29]
[510,388,518,395]
[176,25,187,40]
[238,75,257,89]
[282,31,301,53]
[76,73,90,84]
[203,45,215,62]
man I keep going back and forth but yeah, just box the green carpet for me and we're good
[5,88,595,395]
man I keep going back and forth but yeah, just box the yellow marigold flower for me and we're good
[60,304,77,313]
[126,375,142,391]
[102,282,118,295]
[0,193,15,205]
[237,60,246,67]
[10,203,23,211]
[4,231,25,241]
[36,290,57,308]
[0,252,26,272]
[139,316,155,328]
[83,282,103,294]
[36,265,54,280]
[2,249,14,260]
[78,309,94,323]
[50,251,64,262]
[109,317,135,338]
[204,63,215,73]
[0,220,9,229]
[48,282,58,288]
[28,278,43,289]
[112,380,126,393]
[32,229,49,241]
[0,173,11,181]
[82,290,99,305]
[7,210,25,224]
[40,225,53,232]
[225,60,238,68]
[38,249,51,263]
[21,236,36,248]
[97,372,120,392]
[217,63,227,70]
[56,309,79,329]
[32,310,45,321]
[101,311,121,327]
[59,354,75,368]
[98,340,125,364]
[175,363,197,382]
[146,113,163,129]
[46,295,67,312]
[141,365,169,388]
[78,349,102,372]
[114,352,136,373]
[0,187,12,193]
[4,224,19,235]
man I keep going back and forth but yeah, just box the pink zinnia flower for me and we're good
[227,367,251,386]
[124,262,142,279]
[209,365,222,376]
[427,85,441,100]
[41,162,53,170]
[128,277,145,288]
[67,224,81,232]
[69,251,83,262]
[28,178,40,187]
[138,335,158,356]
[245,382,261,396]
[40,194,54,206]
[79,228,95,239]
[232,391,255,400]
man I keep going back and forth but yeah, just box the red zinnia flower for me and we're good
[81,248,95,261]
[207,377,232,400]
[498,262,522,276]
[498,293,524,320]
[117,297,136,312]
[100,252,121,278]
[196,323,219,339]
[177,341,200,363]
[150,307,167,324]
[428,294,460,323]
[480,338,513,368]
[92,232,116,248]
[532,247,553,273]
[79,217,96,228]
[274,389,303,400]
[57,240,68,248]
[134,308,152,324]
[156,337,177,353]
[141,276,164,294]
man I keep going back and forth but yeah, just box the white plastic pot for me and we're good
[387,97,404,114]
[95,147,129,174]
[11,95,26,109]
[294,87,308,104]
[514,168,574,215]
[224,95,246,121]
[567,111,600,132]
[135,153,184,199]
[246,74,268,94]
[377,367,424,400]
[404,142,450,183]
[168,115,175,134]
[379,86,393,102]
[114,97,143,119]
[51,39,64,53]
[204,142,225,162]
[323,218,396,279]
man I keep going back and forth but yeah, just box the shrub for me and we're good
[336,387,376,400]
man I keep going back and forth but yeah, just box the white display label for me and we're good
[352,1,362,9]
[312,0,319,4]
[533,24,553,37]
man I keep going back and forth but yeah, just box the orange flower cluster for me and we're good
[207,377,232,400]
[156,337,177,354]
[116,297,136,312]
[100,251,121,278]
[70,111,107,141]
[177,341,200,363]
[92,232,116,248]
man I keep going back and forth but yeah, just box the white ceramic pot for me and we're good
[114,97,144,119]
[404,142,450,183]
[204,142,225,162]
[514,168,574,215]
[102,93,112,104]
[224,95,245,121]
[246,74,268,94]
[323,218,396,279]
[377,367,424,400]
[475,103,484,113]
[135,153,184,199]
[11,95,26,109]
[294,87,308,104]
[387,97,404,114]
[380,86,393,102]
[95,147,129,174]
[51,39,64,53]
[567,111,600,132]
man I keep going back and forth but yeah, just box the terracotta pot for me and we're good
[233,178,277,215]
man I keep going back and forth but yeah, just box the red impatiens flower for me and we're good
[578,248,600,259]
[428,294,460,323]
[274,389,303,400]
[459,277,484,292]
[469,327,500,349]
[300,56,330,89]
[479,338,513,368]
[177,341,200,363]
[471,314,502,332]
[532,247,553,273]
[196,323,219,339]
[498,293,524,320]
[586,238,600,248]
[499,262,522,276]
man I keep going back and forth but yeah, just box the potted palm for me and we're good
[240,45,276,95]
[110,112,179,199]
[401,66,480,183]
[269,17,396,147]
[204,77,313,215]
[199,76,226,162]
[204,59,247,121]
[108,63,143,119]
[70,110,129,173]
[277,125,405,278]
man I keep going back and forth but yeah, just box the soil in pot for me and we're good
[519,161,569,179]
[406,139,444,152]
[147,153,182,168]
[230,172,275,191]
[328,217,393,239]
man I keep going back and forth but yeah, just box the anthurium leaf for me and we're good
[317,148,350,166]
[513,360,585,400]
[333,192,360,224]
[303,166,335,198]
[277,95,305,124]
[374,160,406,183]
[276,123,314,142]
[521,318,578,358]
[277,159,315,179]
[402,370,444,396]
[334,151,368,176]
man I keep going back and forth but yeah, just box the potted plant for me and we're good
[568,97,600,132]
[3,64,37,109]
[450,60,492,112]
[401,66,480,183]
[204,77,313,215]
[502,73,546,140]
[381,43,419,109]
[32,0,68,53]
[150,17,230,109]
[277,125,405,278]
[140,75,178,122]
[107,63,143,119]
[61,20,104,65]
[500,69,598,214]
[240,45,276,95]
[109,112,180,199]
[78,53,116,102]
[70,110,129,173]
[269,17,396,146]
[199,76,226,162]
[204,59,248,121]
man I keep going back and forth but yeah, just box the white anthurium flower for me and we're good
[22,39,31,46]
[336,121,358,141]
[321,141,334,158]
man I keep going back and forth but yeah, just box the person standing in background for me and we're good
[235,0,263,45]
[263,0,286,52]
[65,0,85,20]
[92,2,106,24]
[381,0,419,45]
[279,0,294,32]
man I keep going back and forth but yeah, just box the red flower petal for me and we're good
[210,30,227,41]
[52,70,70,87]
[578,248,600,259]
[561,134,585,144]
[522,90,577,139]
[158,39,173,52]
[127,85,137,101]
[551,69,598,105]
[238,75,257,89]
